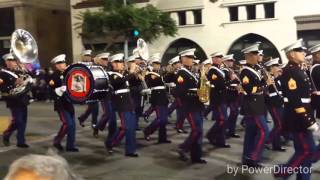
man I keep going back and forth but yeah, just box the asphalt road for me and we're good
[0,101,320,180]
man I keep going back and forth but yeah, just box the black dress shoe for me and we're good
[78,117,85,127]
[158,140,172,144]
[272,147,286,152]
[66,147,79,152]
[192,159,207,164]
[178,149,188,162]
[125,153,139,157]
[213,143,231,148]
[228,134,240,138]
[93,129,99,138]
[3,137,10,146]
[53,143,64,151]
[17,144,29,148]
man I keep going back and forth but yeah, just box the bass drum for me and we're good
[64,63,109,104]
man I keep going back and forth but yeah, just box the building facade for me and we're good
[70,0,320,63]
[0,0,72,67]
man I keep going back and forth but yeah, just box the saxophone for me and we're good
[197,66,210,103]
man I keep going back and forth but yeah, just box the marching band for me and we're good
[1,29,320,179]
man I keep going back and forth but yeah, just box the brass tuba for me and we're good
[7,29,38,95]
[197,66,210,103]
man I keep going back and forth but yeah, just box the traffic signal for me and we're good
[132,29,140,37]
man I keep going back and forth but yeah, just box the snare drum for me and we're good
[64,63,109,104]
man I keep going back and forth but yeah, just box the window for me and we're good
[229,6,238,22]
[264,3,275,19]
[0,8,15,36]
[193,10,202,24]
[246,5,256,20]
[177,11,186,25]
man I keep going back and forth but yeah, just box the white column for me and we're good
[186,11,194,25]
[256,4,265,19]
[170,12,179,26]
[238,6,247,21]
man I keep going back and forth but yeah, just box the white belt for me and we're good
[165,83,176,88]
[268,91,282,97]
[188,88,198,91]
[115,89,130,94]
[151,86,166,90]
[230,84,238,87]
[283,97,311,103]
[301,98,311,103]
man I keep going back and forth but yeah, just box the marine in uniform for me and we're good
[240,43,269,167]
[163,56,188,133]
[0,53,31,148]
[93,53,117,141]
[206,52,230,148]
[49,54,79,152]
[309,43,320,119]
[222,55,241,138]
[105,53,138,157]
[143,54,171,143]
[203,52,224,121]
[264,58,286,152]
[175,48,206,164]
[78,50,100,128]
[274,39,318,179]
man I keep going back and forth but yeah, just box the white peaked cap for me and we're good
[309,43,320,54]
[109,53,124,62]
[179,48,196,57]
[239,60,246,65]
[96,52,110,59]
[51,54,66,64]
[241,42,261,54]
[222,54,235,61]
[2,53,14,61]
[210,52,224,58]
[168,56,180,65]
[193,59,200,64]
[264,57,280,67]
[282,39,306,53]
[202,59,212,65]
[82,49,92,56]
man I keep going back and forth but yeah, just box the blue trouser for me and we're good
[206,104,228,145]
[54,109,76,149]
[132,93,143,128]
[97,100,117,140]
[176,107,187,129]
[268,106,283,149]
[227,100,240,135]
[179,111,203,161]
[3,106,28,145]
[79,102,99,125]
[168,99,178,116]
[275,131,315,180]
[242,115,269,162]
[107,111,137,154]
[144,106,168,142]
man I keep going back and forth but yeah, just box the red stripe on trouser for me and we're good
[145,107,161,135]
[187,113,198,143]
[55,112,68,143]
[111,112,126,146]
[279,133,310,176]
[251,116,265,161]
[217,106,224,126]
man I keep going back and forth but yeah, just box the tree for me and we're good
[76,0,177,50]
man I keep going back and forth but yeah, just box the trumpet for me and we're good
[197,66,210,103]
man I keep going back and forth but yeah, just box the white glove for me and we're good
[308,122,319,132]
[55,86,67,97]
